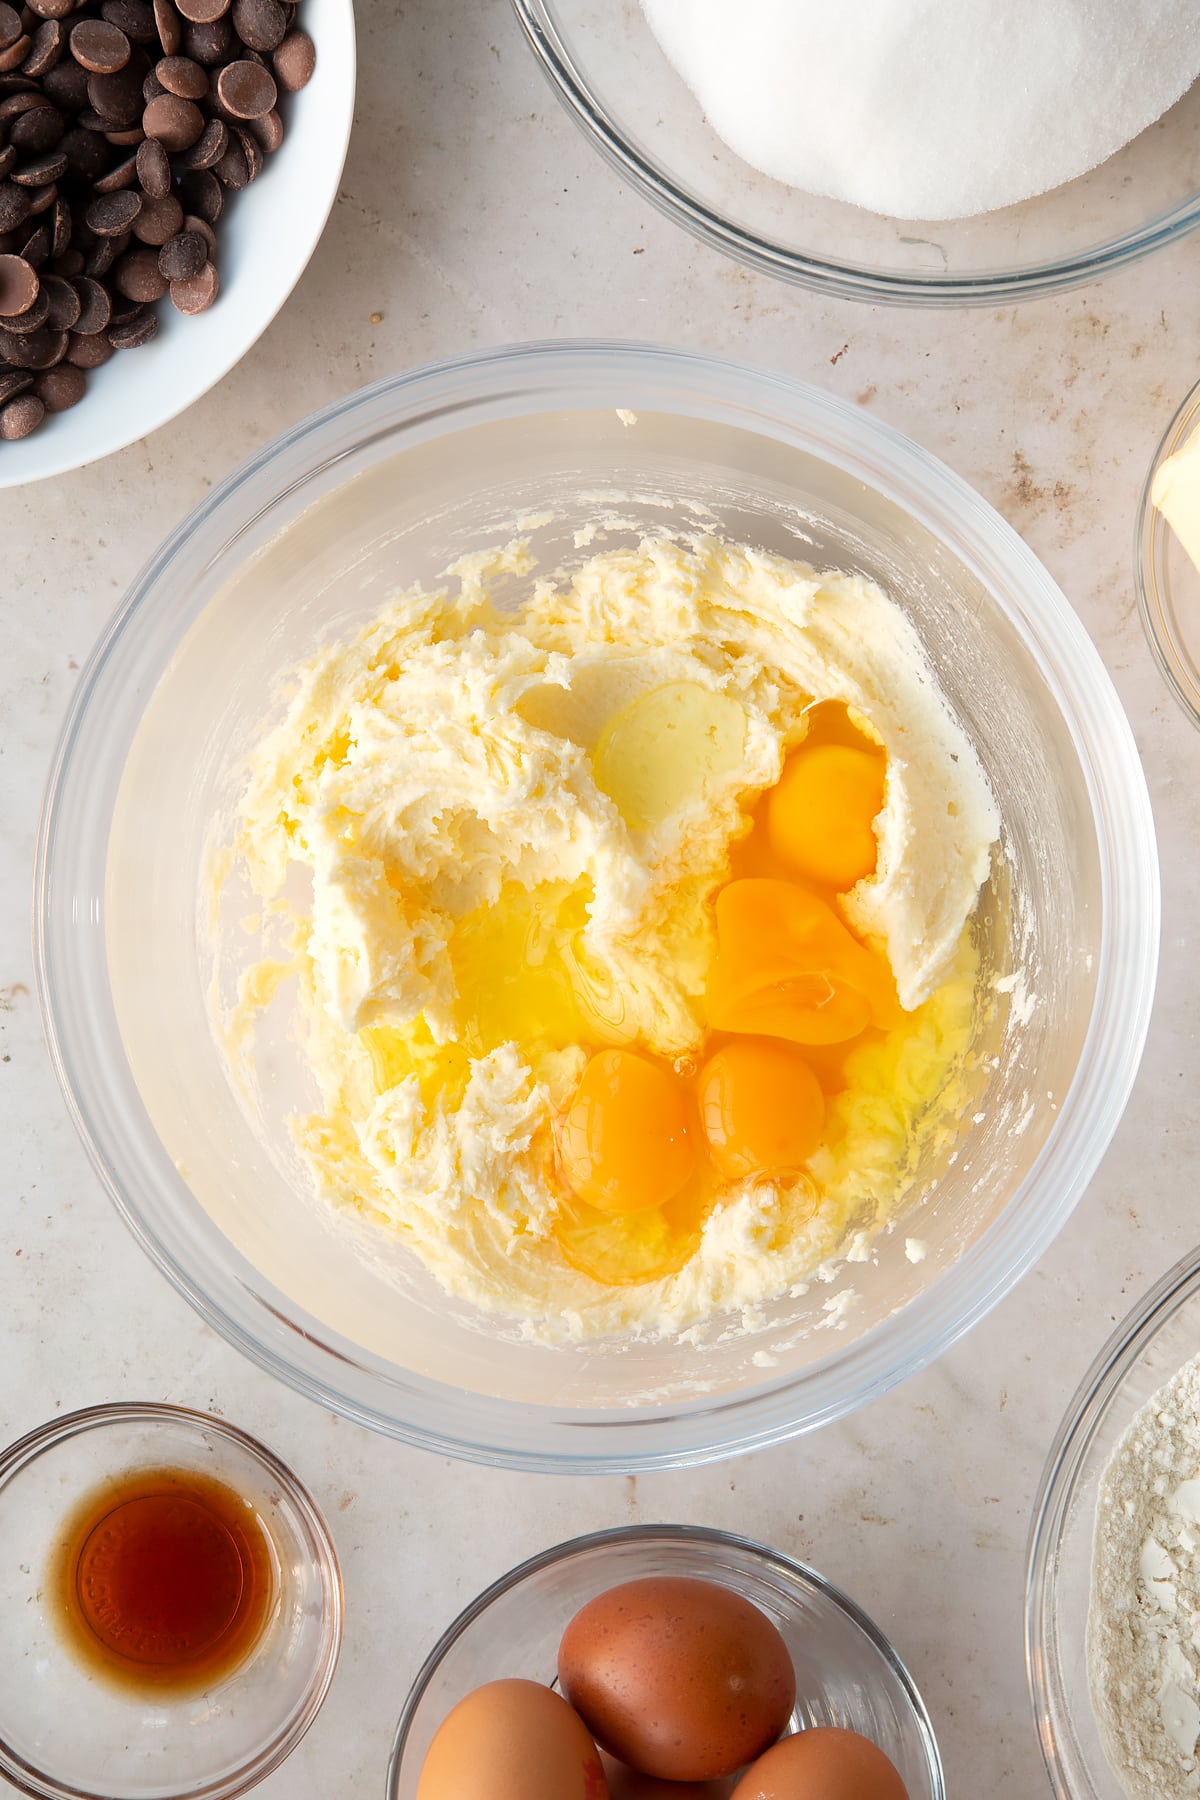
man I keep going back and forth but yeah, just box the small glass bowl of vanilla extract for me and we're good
[0,1403,342,1800]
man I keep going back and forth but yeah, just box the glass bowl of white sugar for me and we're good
[1027,1251,1200,1800]
[513,0,1200,305]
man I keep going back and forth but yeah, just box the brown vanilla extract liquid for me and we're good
[49,1466,275,1694]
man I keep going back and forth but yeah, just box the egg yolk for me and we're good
[767,741,886,890]
[553,1184,708,1287]
[706,878,902,1045]
[557,1047,696,1215]
[697,1040,825,1180]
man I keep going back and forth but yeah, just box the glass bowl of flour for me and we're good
[1027,1252,1200,1800]
[513,0,1200,304]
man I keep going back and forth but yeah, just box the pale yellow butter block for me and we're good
[1152,426,1200,576]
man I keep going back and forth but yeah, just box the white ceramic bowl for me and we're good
[0,0,355,490]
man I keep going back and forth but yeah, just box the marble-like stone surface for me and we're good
[3,3,1199,1794]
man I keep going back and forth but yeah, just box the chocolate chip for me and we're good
[175,0,227,20]
[133,135,165,194]
[142,87,200,146]
[21,16,65,71]
[112,240,164,296]
[0,321,61,363]
[0,2,23,50]
[0,147,15,179]
[0,248,38,313]
[230,0,281,51]
[27,0,76,20]
[0,366,33,402]
[85,184,138,232]
[151,0,178,51]
[154,48,203,93]
[34,356,82,404]
[12,149,69,183]
[70,17,131,71]
[155,221,199,276]
[9,98,64,148]
[0,87,44,115]
[0,31,30,69]
[167,249,211,310]
[70,270,108,329]
[40,268,76,322]
[271,22,309,91]
[0,388,44,434]
[0,184,32,230]
[214,54,271,117]
[65,322,111,362]
[106,297,154,342]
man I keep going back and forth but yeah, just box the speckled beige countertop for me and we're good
[2,3,1200,1795]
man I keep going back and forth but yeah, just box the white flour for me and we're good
[1090,1355,1200,1799]
[641,0,1200,220]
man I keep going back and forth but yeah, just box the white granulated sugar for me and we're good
[641,0,1200,220]
[1090,1354,1200,1799]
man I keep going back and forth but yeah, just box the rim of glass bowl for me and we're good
[0,1401,344,1800]
[34,339,1160,1475]
[510,1,1200,308]
[385,1521,946,1800]
[1136,373,1200,730]
[1024,1249,1200,1800]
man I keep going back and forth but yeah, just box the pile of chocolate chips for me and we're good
[0,0,314,441]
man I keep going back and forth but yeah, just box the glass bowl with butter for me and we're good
[35,341,1159,1471]
[0,1402,342,1800]
[1138,375,1200,731]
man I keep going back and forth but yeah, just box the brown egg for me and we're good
[414,1677,610,1800]
[601,1748,733,1799]
[729,1727,910,1799]
[558,1575,796,1782]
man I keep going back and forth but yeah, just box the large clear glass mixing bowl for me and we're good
[512,2,1200,305]
[35,342,1159,1471]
